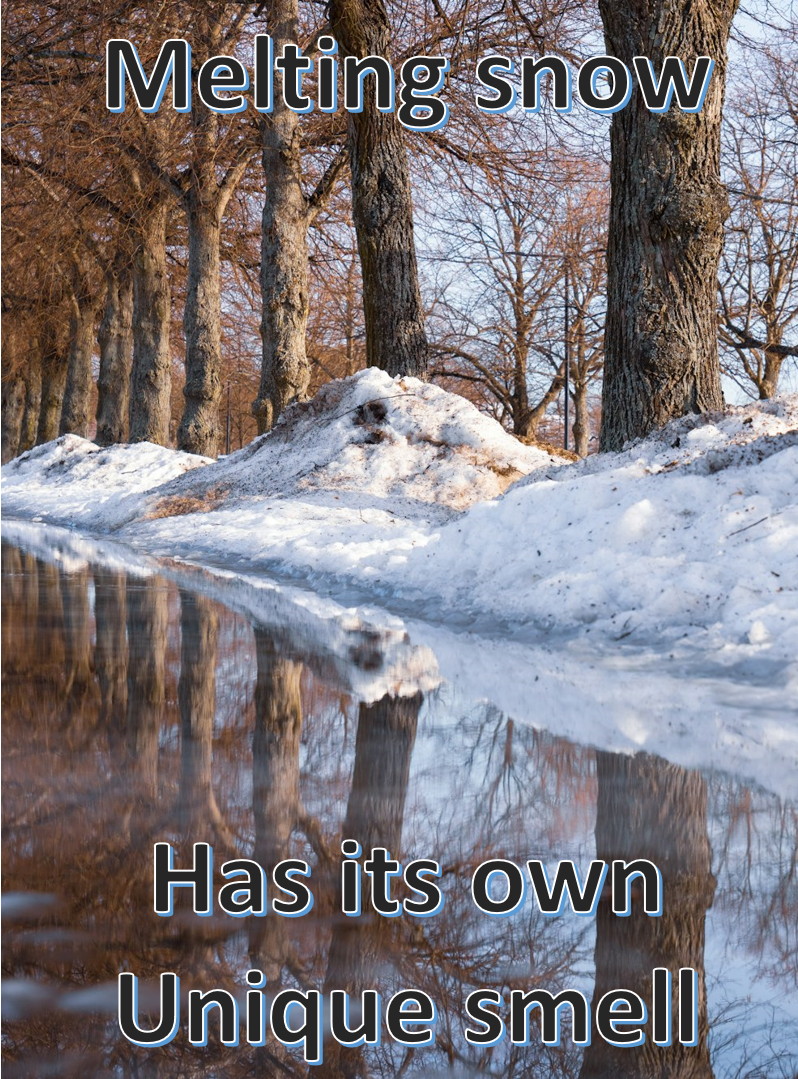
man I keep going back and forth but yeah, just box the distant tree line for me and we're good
[2,0,796,466]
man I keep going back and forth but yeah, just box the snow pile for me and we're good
[1,435,211,530]
[144,367,563,520]
[409,397,798,658]
[2,376,797,673]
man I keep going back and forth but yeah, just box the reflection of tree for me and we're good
[94,568,128,741]
[249,628,305,988]
[59,565,94,705]
[579,752,716,1079]
[319,691,422,1079]
[125,577,167,800]
[178,589,231,846]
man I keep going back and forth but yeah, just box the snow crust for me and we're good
[2,369,797,677]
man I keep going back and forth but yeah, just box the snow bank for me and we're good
[408,398,798,661]
[1,435,211,530]
[141,367,562,520]
[2,373,797,676]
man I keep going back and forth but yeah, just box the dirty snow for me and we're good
[2,369,797,678]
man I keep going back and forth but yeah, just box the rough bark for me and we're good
[130,201,172,445]
[254,0,311,434]
[329,0,429,379]
[1,376,25,463]
[319,692,422,1079]
[96,256,133,445]
[37,326,69,444]
[19,353,42,454]
[248,629,304,984]
[579,752,716,1079]
[178,205,223,455]
[60,285,99,438]
[572,379,590,458]
[598,0,738,450]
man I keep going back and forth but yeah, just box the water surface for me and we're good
[2,530,796,1077]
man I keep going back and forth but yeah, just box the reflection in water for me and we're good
[581,754,716,1079]
[1,538,796,1078]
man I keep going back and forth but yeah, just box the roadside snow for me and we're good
[2,370,797,675]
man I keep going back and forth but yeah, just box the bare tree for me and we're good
[719,46,798,399]
[599,0,739,450]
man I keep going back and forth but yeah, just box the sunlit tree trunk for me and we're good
[599,0,738,450]
[1,376,25,462]
[19,350,42,454]
[37,318,70,445]
[130,200,172,445]
[254,0,311,434]
[329,0,429,378]
[60,279,99,439]
[96,256,133,445]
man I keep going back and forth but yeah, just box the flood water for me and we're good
[2,529,797,1078]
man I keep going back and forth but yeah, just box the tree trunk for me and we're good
[254,0,311,434]
[37,328,69,444]
[598,0,738,451]
[96,257,133,445]
[177,206,223,455]
[19,351,42,454]
[579,752,716,1079]
[130,201,172,446]
[759,345,783,399]
[1,376,25,463]
[572,379,590,457]
[61,276,99,438]
[329,0,429,379]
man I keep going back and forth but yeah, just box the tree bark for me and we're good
[1,376,25,463]
[178,204,223,455]
[37,325,69,444]
[572,379,590,458]
[329,0,429,379]
[19,351,42,454]
[96,256,133,445]
[579,752,716,1079]
[60,281,99,438]
[130,201,172,446]
[254,0,311,434]
[598,0,738,451]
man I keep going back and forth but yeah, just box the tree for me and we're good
[719,47,798,399]
[599,0,739,450]
[253,0,347,433]
[328,0,430,379]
